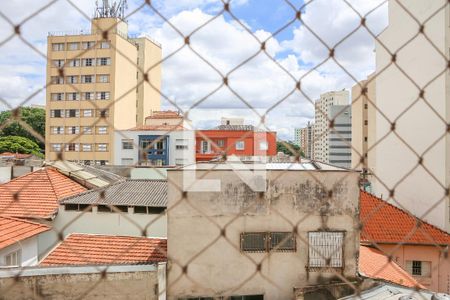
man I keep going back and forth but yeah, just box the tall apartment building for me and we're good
[351,74,376,190]
[374,0,450,231]
[313,91,351,168]
[295,122,314,159]
[45,7,161,164]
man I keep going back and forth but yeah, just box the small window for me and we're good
[97,57,111,66]
[51,126,64,135]
[100,41,110,49]
[236,141,245,150]
[97,126,108,135]
[122,139,134,150]
[98,74,109,83]
[217,139,225,147]
[83,127,92,134]
[5,250,21,266]
[81,75,94,83]
[82,41,95,49]
[97,92,110,100]
[65,143,79,152]
[259,141,268,151]
[406,260,431,277]
[82,144,92,152]
[68,59,80,67]
[98,109,109,117]
[51,76,64,85]
[52,59,64,68]
[82,58,95,67]
[97,143,108,152]
[97,205,112,213]
[82,92,94,101]
[51,93,64,101]
[241,232,266,252]
[269,232,295,251]
[52,43,65,51]
[68,42,79,50]
[50,109,63,118]
[65,204,78,211]
[79,204,92,212]
[66,109,79,118]
[83,109,93,117]
[308,231,344,268]
[66,126,79,134]
[176,145,188,150]
[66,92,80,101]
[134,206,147,214]
[148,207,165,214]
[51,143,62,152]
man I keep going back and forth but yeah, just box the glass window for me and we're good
[217,139,225,147]
[122,139,134,150]
[83,127,92,134]
[65,109,79,118]
[52,59,64,68]
[100,41,110,49]
[50,109,63,118]
[406,261,431,277]
[65,143,79,152]
[51,93,64,101]
[98,75,109,83]
[66,126,79,134]
[97,143,108,152]
[82,144,92,152]
[66,76,78,84]
[82,41,95,49]
[68,59,80,67]
[96,92,110,100]
[82,92,94,101]
[51,76,64,84]
[81,75,94,83]
[51,126,64,135]
[52,43,65,51]
[66,92,80,101]
[236,141,245,150]
[82,58,95,67]
[97,126,108,134]
[5,250,21,266]
[68,42,79,50]
[97,57,111,66]
[51,143,62,152]
[97,109,109,118]
[83,109,93,117]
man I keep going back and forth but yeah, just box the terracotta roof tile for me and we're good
[0,168,87,219]
[128,124,185,131]
[0,216,50,249]
[40,234,167,266]
[145,111,182,119]
[359,246,424,289]
[360,191,450,245]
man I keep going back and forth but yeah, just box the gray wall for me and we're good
[167,168,360,300]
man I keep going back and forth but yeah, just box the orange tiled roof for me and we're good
[0,216,50,250]
[360,191,450,245]
[0,152,33,159]
[0,168,87,219]
[359,246,424,289]
[129,124,185,131]
[145,110,182,119]
[40,234,167,266]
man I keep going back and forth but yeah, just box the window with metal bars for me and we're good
[241,232,295,252]
[308,231,344,268]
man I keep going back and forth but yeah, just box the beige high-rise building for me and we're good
[45,8,161,164]
[351,74,376,181]
[374,0,450,231]
[313,90,351,168]
[295,122,314,159]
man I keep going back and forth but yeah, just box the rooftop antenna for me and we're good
[95,0,128,19]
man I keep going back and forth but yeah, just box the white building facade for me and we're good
[373,0,450,231]
[314,91,352,168]
[114,129,195,166]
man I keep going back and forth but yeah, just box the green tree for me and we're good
[276,141,304,157]
[0,107,45,148]
[0,136,43,158]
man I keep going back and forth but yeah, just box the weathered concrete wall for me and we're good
[167,168,360,300]
[0,264,164,300]
[0,166,41,183]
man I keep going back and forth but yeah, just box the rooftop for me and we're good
[128,124,185,131]
[0,168,87,219]
[145,110,182,119]
[40,234,167,266]
[0,216,50,250]
[61,180,167,207]
[360,191,450,245]
[359,246,423,289]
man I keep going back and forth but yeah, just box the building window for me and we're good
[51,76,64,85]
[66,92,80,101]
[51,143,62,152]
[82,144,92,152]
[68,42,79,50]
[201,141,209,154]
[52,43,65,51]
[82,92,94,101]
[65,143,79,152]
[97,143,108,152]
[81,75,94,83]
[97,57,111,66]
[66,126,80,135]
[121,158,134,165]
[97,126,108,135]
[51,93,64,101]
[5,250,21,266]
[68,59,80,67]
[175,158,186,166]
[52,59,64,68]
[100,41,110,49]
[97,109,109,118]
[98,74,109,83]
[66,76,78,84]
[406,261,431,277]
[82,41,95,49]
[259,141,268,151]
[308,231,344,268]
[83,127,92,134]
[96,92,110,100]
[217,139,225,147]
[51,126,64,135]
[240,232,295,253]
[235,141,245,150]
[176,145,188,150]
[122,139,134,150]
[65,109,79,118]
[83,109,93,117]
[82,58,95,67]
[50,109,63,118]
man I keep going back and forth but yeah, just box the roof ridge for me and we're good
[0,215,51,228]
[361,190,450,239]
[67,233,165,240]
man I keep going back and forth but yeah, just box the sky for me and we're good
[0,0,388,140]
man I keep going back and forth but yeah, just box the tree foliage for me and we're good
[0,136,43,158]
[276,141,304,157]
[0,107,45,148]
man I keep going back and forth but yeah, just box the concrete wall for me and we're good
[114,130,195,166]
[0,237,39,267]
[167,168,360,300]
[37,206,166,259]
[376,244,450,294]
[374,0,450,231]
[0,166,41,183]
[0,264,165,300]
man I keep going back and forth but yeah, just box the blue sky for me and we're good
[0,0,388,140]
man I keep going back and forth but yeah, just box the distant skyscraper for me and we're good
[45,6,161,164]
[313,91,351,168]
[295,122,314,159]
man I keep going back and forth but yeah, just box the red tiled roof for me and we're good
[129,124,185,131]
[359,246,424,289]
[0,152,33,159]
[360,191,450,245]
[0,216,50,250]
[40,234,167,266]
[0,168,87,219]
[145,110,182,119]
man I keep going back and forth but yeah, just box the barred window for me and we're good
[241,232,266,252]
[269,232,295,251]
[308,231,344,268]
[241,232,295,252]
[122,139,134,150]
[406,260,431,277]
